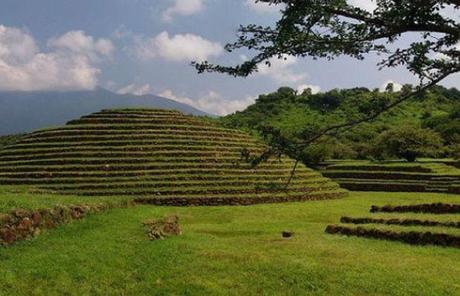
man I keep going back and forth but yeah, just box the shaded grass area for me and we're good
[0,190,459,295]
[0,186,129,213]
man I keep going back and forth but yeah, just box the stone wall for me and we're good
[0,201,131,246]
[134,191,347,206]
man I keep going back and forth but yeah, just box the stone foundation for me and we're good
[0,201,130,246]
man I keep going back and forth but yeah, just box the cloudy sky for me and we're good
[1,0,459,115]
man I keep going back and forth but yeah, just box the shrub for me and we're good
[371,126,445,162]
[300,137,355,165]
[451,138,460,160]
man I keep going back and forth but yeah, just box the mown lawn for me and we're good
[0,190,459,295]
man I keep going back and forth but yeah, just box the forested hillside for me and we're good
[222,85,460,162]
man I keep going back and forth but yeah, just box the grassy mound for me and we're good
[321,161,460,193]
[0,109,346,205]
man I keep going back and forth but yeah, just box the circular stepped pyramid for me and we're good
[0,109,347,206]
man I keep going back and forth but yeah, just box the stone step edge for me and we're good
[134,191,348,206]
[0,200,132,246]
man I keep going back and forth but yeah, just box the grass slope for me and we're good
[0,190,459,295]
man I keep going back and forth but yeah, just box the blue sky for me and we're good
[1,0,459,115]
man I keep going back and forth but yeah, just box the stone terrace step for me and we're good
[44,183,340,196]
[5,140,262,150]
[40,178,331,191]
[0,150,265,162]
[17,134,255,144]
[66,117,210,126]
[325,165,432,173]
[0,172,321,185]
[323,170,448,181]
[133,190,348,206]
[23,129,252,140]
[0,168,311,178]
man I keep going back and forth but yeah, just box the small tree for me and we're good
[299,136,356,165]
[373,126,444,162]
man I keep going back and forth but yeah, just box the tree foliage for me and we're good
[222,85,459,162]
[195,0,460,83]
[195,0,460,166]
[372,125,444,162]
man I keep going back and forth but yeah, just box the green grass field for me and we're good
[1,189,459,295]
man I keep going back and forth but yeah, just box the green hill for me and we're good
[222,86,460,161]
[0,109,346,205]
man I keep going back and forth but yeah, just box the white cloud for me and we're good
[48,30,114,61]
[380,80,403,92]
[158,89,255,115]
[257,55,307,84]
[0,25,113,91]
[135,31,223,62]
[245,0,281,14]
[117,83,151,96]
[435,42,460,61]
[347,0,377,12]
[297,84,321,94]
[163,0,205,22]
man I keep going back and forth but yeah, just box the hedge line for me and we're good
[340,216,460,228]
[325,225,460,248]
[370,203,460,214]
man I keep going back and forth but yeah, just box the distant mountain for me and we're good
[0,88,210,135]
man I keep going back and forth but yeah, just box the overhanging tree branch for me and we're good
[194,0,460,189]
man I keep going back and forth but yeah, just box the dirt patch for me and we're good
[143,215,182,240]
